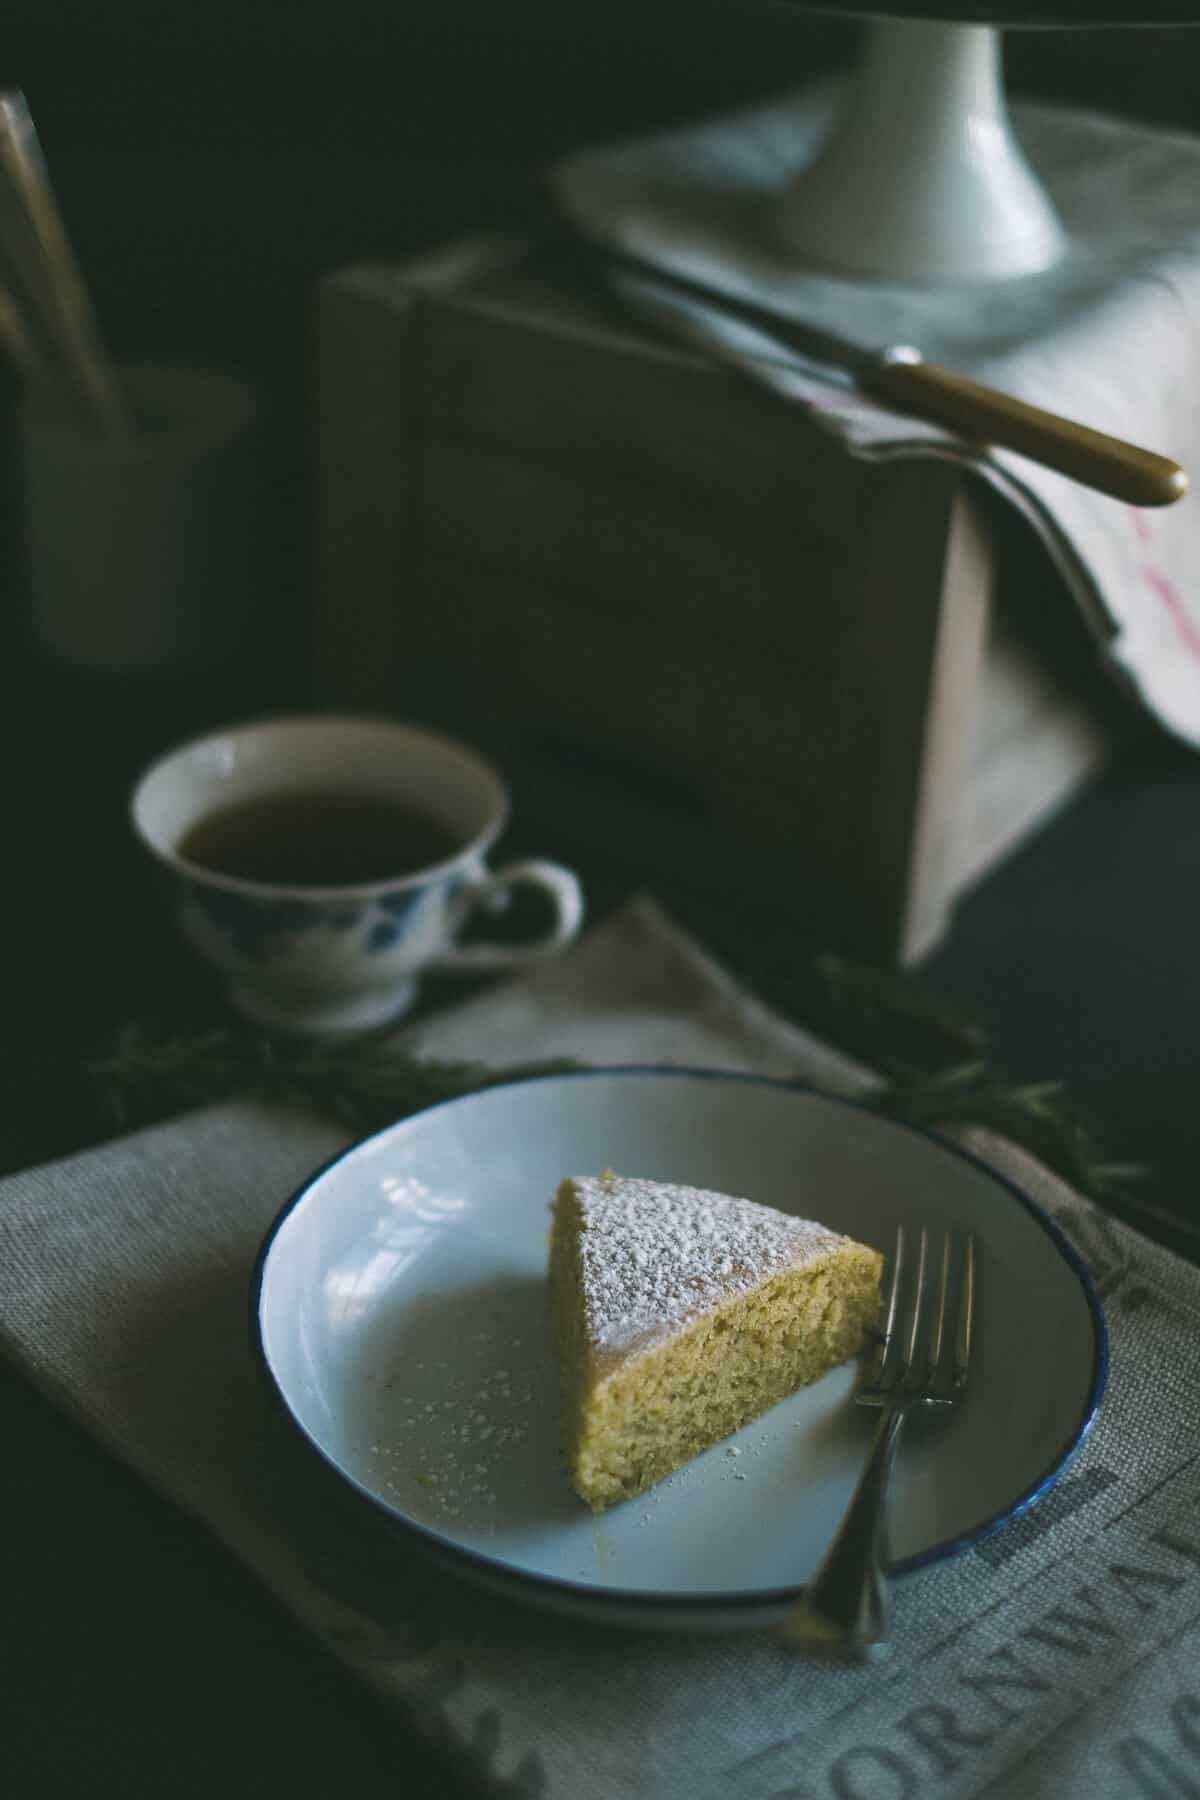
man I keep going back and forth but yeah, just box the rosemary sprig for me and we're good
[866,1059,1145,1204]
[86,1018,1139,1211]
[89,1021,579,1139]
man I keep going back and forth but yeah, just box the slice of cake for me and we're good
[549,1171,883,1511]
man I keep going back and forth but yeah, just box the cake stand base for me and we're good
[776,20,1067,283]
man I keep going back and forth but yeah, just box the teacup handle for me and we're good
[431,858,585,972]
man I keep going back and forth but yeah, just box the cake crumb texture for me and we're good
[549,1171,883,1511]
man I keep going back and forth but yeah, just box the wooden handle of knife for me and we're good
[869,355,1188,509]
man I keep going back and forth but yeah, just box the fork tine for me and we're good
[955,1233,976,1391]
[927,1230,952,1375]
[903,1226,931,1372]
[864,1224,906,1387]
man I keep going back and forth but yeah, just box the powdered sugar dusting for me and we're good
[565,1173,847,1359]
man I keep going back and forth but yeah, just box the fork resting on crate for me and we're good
[781,1224,976,1658]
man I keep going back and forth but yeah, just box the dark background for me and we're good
[4,3,1200,688]
[3,2,1199,705]
[3,8,1200,1798]
[7,6,1200,415]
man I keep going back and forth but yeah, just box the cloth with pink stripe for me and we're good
[556,88,1200,744]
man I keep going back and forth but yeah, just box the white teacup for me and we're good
[131,714,585,1035]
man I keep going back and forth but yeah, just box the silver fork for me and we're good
[781,1224,976,1658]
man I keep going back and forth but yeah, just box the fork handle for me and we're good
[780,1400,906,1658]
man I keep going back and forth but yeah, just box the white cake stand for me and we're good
[776,18,1068,282]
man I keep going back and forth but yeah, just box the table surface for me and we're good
[4,48,1200,1786]
[3,660,1198,1799]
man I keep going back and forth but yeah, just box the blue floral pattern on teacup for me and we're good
[366,888,425,954]
[167,868,471,969]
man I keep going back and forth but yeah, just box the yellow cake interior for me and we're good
[549,1171,883,1511]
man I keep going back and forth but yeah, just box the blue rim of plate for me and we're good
[250,1065,1110,1617]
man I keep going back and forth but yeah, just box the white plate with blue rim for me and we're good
[253,1067,1107,1632]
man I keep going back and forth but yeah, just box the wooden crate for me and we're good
[314,234,1118,962]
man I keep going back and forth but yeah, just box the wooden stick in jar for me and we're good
[0,89,132,435]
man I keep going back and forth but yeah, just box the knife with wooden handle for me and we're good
[867,347,1187,507]
[569,240,1188,509]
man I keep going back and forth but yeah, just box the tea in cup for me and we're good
[130,713,585,1034]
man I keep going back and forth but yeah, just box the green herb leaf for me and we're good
[89,1020,579,1139]
[87,1015,1135,1215]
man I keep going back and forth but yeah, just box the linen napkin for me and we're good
[1,893,1199,1800]
[555,89,1200,746]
